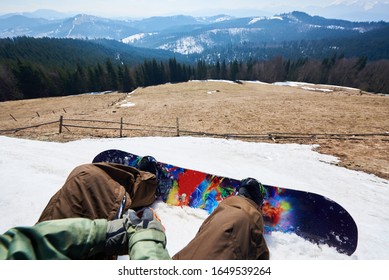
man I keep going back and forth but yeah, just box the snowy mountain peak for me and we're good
[0,11,387,58]
[196,15,235,23]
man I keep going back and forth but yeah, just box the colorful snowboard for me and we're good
[93,149,358,256]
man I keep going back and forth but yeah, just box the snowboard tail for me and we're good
[93,149,358,256]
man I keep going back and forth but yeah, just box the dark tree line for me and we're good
[2,55,389,101]
[2,38,389,102]
[0,57,194,101]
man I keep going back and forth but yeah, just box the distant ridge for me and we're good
[0,11,388,62]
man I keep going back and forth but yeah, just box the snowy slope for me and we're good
[0,136,388,259]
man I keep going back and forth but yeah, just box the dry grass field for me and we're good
[1,80,388,179]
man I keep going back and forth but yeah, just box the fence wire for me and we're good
[1,116,388,141]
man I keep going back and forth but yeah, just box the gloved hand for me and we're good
[126,208,170,260]
[126,208,165,233]
[104,218,128,256]
[104,208,165,256]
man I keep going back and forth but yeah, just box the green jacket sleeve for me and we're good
[128,229,171,260]
[0,218,107,260]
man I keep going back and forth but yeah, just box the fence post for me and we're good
[176,117,180,137]
[120,117,123,138]
[59,115,63,134]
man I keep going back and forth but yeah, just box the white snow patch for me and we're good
[121,32,157,44]
[159,36,205,54]
[301,86,334,92]
[120,102,135,107]
[248,17,265,24]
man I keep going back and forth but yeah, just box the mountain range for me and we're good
[1,11,388,62]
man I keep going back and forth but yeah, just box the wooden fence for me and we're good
[0,115,180,138]
[58,116,179,137]
[1,115,388,141]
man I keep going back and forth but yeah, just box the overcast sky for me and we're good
[1,0,388,20]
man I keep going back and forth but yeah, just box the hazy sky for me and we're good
[1,0,388,19]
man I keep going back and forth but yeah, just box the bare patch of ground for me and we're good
[1,81,388,179]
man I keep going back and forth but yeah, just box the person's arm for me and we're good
[1,208,171,260]
[0,218,107,260]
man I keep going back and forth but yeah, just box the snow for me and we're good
[270,16,284,21]
[119,101,135,107]
[121,32,157,44]
[205,79,236,84]
[272,81,362,92]
[159,27,267,55]
[248,15,283,23]
[0,135,388,259]
[301,86,333,92]
[159,36,205,55]
[213,16,233,23]
[209,27,263,36]
[248,17,264,25]
[273,81,313,87]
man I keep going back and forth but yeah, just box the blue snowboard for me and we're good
[93,149,358,256]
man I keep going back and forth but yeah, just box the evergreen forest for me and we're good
[1,37,388,101]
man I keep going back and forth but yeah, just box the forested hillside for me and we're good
[1,37,388,101]
[0,37,183,100]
